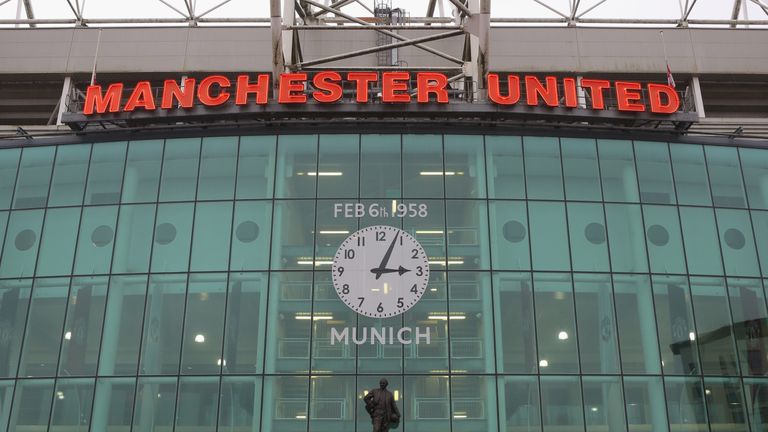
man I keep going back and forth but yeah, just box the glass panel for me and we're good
[197,136,237,200]
[494,273,537,373]
[361,134,401,198]
[308,375,355,431]
[230,201,272,271]
[318,134,359,198]
[223,273,268,374]
[448,272,493,373]
[35,207,80,277]
[498,376,541,432]
[706,146,747,208]
[356,314,402,375]
[451,375,497,432]
[623,376,669,432]
[664,377,708,432]
[582,376,627,432]
[0,279,32,378]
[716,208,760,277]
[561,138,602,202]
[605,204,648,273]
[111,204,156,274]
[445,134,486,198]
[0,210,43,278]
[175,376,219,429]
[727,278,768,376]
[540,376,584,432]
[270,200,315,270]
[7,379,54,431]
[121,139,162,203]
[151,203,194,273]
[237,135,276,199]
[486,135,525,199]
[219,376,262,431]
[403,134,443,198]
[614,275,661,374]
[704,377,749,432]
[652,275,700,375]
[139,274,186,375]
[743,378,768,430]
[91,377,136,432]
[567,203,609,272]
[404,271,448,373]
[98,275,148,376]
[181,273,226,375]
[73,205,118,275]
[534,274,579,374]
[190,201,233,271]
[599,139,639,202]
[314,200,357,274]
[275,134,317,198]
[399,376,444,431]
[13,146,54,209]
[529,202,570,271]
[48,143,90,207]
[690,277,739,376]
[740,147,768,210]
[445,200,490,270]
[131,377,178,432]
[261,376,309,432]
[0,380,14,431]
[679,206,724,275]
[752,210,768,276]
[311,270,356,374]
[265,272,312,373]
[0,148,20,210]
[85,141,127,205]
[49,378,95,432]
[643,205,686,274]
[58,276,108,376]
[574,274,620,374]
[17,277,69,377]
[671,143,712,206]
[404,200,446,270]
[489,201,530,270]
[524,136,563,200]
[159,137,200,202]
[635,141,676,204]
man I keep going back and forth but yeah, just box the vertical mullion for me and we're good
[305,134,320,432]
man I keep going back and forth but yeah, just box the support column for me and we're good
[271,0,285,85]
[691,76,706,119]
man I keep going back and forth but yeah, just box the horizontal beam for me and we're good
[289,25,463,30]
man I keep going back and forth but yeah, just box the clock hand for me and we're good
[372,231,400,280]
[369,266,411,276]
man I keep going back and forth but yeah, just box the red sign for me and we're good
[82,72,680,116]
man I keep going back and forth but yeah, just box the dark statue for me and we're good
[364,378,401,432]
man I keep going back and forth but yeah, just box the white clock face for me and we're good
[332,225,430,318]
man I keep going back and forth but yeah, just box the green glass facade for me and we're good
[0,133,768,431]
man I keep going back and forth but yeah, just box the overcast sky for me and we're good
[0,0,766,23]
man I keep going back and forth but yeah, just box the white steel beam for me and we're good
[271,0,285,81]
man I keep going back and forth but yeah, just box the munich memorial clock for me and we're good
[332,225,430,318]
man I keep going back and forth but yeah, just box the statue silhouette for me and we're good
[363,378,401,432]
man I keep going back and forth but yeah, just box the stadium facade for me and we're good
[1,1,768,431]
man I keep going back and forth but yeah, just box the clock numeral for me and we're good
[344,249,355,259]
[337,266,345,276]
[357,236,365,247]
[397,298,404,308]
[342,284,350,295]
[411,249,419,259]
[416,266,424,276]
[410,284,418,294]
[377,303,384,313]
[376,231,386,242]
[358,297,365,307]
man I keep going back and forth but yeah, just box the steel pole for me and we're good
[271,0,285,85]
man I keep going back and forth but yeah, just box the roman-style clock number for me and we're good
[332,225,430,318]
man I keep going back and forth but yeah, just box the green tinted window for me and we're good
[85,141,126,205]
[670,143,712,206]
[48,144,90,207]
[679,207,723,275]
[705,146,747,208]
[567,202,609,272]
[0,148,20,210]
[445,134,486,198]
[361,134,400,198]
[740,147,768,209]
[599,139,639,202]
[197,136,237,200]
[715,208,760,277]
[318,134,359,198]
[275,135,317,198]
[485,135,524,199]
[13,146,54,209]
[111,204,156,274]
[529,202,570,271]
[635,141,676,204]
[0,209,44,278]
[121,140,162,203]
[403,134,443,198]
[489,201,530,270]
[73,205,118,275]
[151,203,194,273]
[642,205,686,274]
[605,204,648,273]
[524,136,563,200]
[236,135,276,199]
[159,138,201,202]
[561,138,602,201]
[36,207,80,276]
[190,202,233,271]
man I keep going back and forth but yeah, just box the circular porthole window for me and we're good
[155,223,177,245]
[503,221,526,243]
[584,223,606,245]
[236,221,259,243]
[647,224,669,246]
[14,229,36,251]
[91,225,114,247]
[724,228,746,250]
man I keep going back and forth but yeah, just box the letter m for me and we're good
[83,83,124,115]
[330,327,349,345]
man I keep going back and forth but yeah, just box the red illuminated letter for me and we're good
[580,79,611,110]
[416,72,448,103]
[347,72,378,103]
[487,73,520,105]
[197,75,231,107]
[648,83,680,114]
[279,73,307,104]
[236,74,270,105]
[312,72,343,103]
[123,81,157,112]
[382,72,411,103]
[563,78,578,108]
[161,78,196,109]
[83,83,123,115]
[615,81,645,112]
[525,76,559,107]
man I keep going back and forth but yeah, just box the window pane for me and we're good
[237,135,276,199]
[716,208,760,277]
[404,272,448,373]
[752,210,768,276]
[670,143,712,206]
[0,209,44,278]
[449,272,493,373]
[73,205,118,275]
[308,375,355,430]
[219,376,262,431]
[583,376,627,432]
[318,134,358,198]
[261,376,309,432]
[48,143,90,207]
[175,376,219,429]
[223,273,268,374]
[643,205,686,274]
[151,203,194,273]
[706,146,747,208]
[403,134,443,198]
[50,378,95,432]
[275,134,317,198]
[652,275,700,375]
[679,207,723,275]
[404,200,446,270]
[311,271,356,375]
[58,277,108,376]
[0,279,32,378]
[98,275,147,376]
[494,273,536,373]
[605,204,648,273]
[111,204,155,274]
[197,136,237,200]
[498,376,541,432]
[36,207,80,276]
[562,138,602,201]
[159,137,200,202]
[18,277,69,377]
[399,376,443,431]
[623,376,669,432]
[230,201,272,271]
[690,277,740,376]
[664,377,708,432]
[530,202,570,271]
[574,274,620,374]
[13,146,54,209]
[599,139,639,202]
[190,202,233,271]
[7,379,54,431]
[451,375,498,432]
[0,380,14,430]
[85,142,126,205]
[489,201,530,270]
[265,272,312,373]
[740,147,768,209]
[540,376,584,431]
[121,139,162,203]
[635,141,676,204]
[91,377,136,432]
[361,134,400,198]
[181,273,226,375]
[270,200,315,270]
[132,377,178,431]
[0,148,20,210]
[567,203,609,272]
[445,134,486,198]
[727,278,768,376]
[314,200,357,274]
[614,275,661,374]
[139,274,186,375]
[486,135,525,199]
[742,378,768,429]
[446,200,490,270]
[704,377,749,432]
[534,273,579,374]
[524,136,563,200]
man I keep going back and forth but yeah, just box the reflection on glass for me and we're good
[13,146,54,209]
[574,274,620,374]
[0,280,31,379]
[498,376,541,432]
[111,204,155,274]
[664,377,708,432]
[599,139,639,203]
[73,205,118,275]
[85,141,126,205]
[219,376,263,430]
[635,141,676,204]
[237,135,276,199]
[742,378,768,430]
[275,135,318,198]
[705,146,747,208]
[727,278,768,376]
[679,206,724,275]
[361,134,401,198]
[445,135,486,198]
[690,277,739,376]
[404,134,443,198]
[704,377,749,432]
[489,201,530,271]
[159,137,200,202]
[670,144,712,206]
[98,275,147,376]
[614,275,661,374]
[197,136,238,200]
[59,277,108,377]
[449,272,493,373]
[494,273,537,373]
[175,376,220,429]
[445,200,490,270]
[524,136,563,200]
[486,135,524,199]
[48,144,90,207]
[132,377,178,431]
[270,200,316,270]
[181,274,226,375]
[261,376,309,432]
[18,278,69,377]
[151,203,194,273]
[265,272,312,373]
[224,273,268,374]
[583,376,627,432]
[652,275,700,375]
[230,201,272,271]
[567,203,609,272]
[643,205,686,274]
[7,378,54,431]
[561,138,602,202]
[405,271,448,373]
[139,274,186,375]
[91,377,136,432]
[49,378,95,432]
[121,140,162,203]
[534,274,579,374]
[605,204,648,273]
[540,376,584,431]
[623,376,669,432]
[715,208,760,277]
[318,134,359,198]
